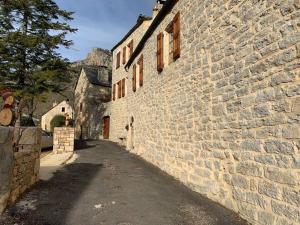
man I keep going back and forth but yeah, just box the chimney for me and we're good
[53,101,58,107]
[152,0,165,19]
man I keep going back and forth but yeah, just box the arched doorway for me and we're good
[103,116,110,139]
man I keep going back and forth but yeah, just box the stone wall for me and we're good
[110,18,152,144]
[0,127,14,214]
[110,1,300,225]
[53,127,75,154]
[0,127,41,214]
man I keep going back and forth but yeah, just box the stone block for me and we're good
[264,140,294,155]
[240,140,262,152]
[264,167,297,185]
[258,180,279,199]
[271,200,300,223]
[257,211,275,225]
[236,162,263,177]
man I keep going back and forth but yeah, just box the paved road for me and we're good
[2,141,248,225]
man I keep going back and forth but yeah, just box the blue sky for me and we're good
[55,0,154,62]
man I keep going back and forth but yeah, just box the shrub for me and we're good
[50,115,65,132]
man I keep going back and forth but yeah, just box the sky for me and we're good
[55,0,154,62]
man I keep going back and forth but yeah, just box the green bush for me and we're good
[50,115,65,132]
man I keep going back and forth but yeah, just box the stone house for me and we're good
[74,66,111,140]
[108,1,300,225]
[41,100,73,132]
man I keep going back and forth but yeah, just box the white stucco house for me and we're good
[41,100,73,132]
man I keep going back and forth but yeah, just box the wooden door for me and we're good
[103,116,110,139]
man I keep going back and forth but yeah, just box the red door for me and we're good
[103,116,110,139]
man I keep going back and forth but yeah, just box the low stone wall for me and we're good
[53,127,75,154]
[0,127,41,214]
[0,127,14,214]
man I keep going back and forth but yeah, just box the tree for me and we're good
[0,0,77,122]
[50,114,65,132]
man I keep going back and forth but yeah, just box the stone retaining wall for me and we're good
[53,127,75,154]
[0,127,41,214]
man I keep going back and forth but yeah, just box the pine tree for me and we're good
[0,0,77,120]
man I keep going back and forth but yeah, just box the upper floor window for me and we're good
[62,107,65,112]
[116,52,121,69]
[157,12,181,72]
[166,23,174,65]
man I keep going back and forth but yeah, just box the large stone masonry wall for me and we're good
[110,20,152,143]
[111,1,300,225]
[53,127,75,154]
[0,127,41,214]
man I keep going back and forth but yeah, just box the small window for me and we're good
[80,103,83,112]
[116,52,121,69]
[62,107,65,112]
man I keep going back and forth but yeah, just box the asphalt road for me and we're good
[1,140,249,225]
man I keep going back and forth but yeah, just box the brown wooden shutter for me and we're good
[128,40,134,57]
[138,55,143,87]
[113,84,116,101]
[157,33,164,72]
[132,64,136,92]
[122,46,126,64]
[173,12,181,60]
[116,52,121,69]
[122,78,125,97]
[118,81,121,98]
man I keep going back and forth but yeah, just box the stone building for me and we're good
[41,100,73,132]
[74,66,111,140]
[108,1,300,225]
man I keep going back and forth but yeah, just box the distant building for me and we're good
[74,66,111,140]
[41,100,73,132]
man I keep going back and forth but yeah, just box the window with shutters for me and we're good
[165,22,174,65]
[128,40,134,58]
[118,81,121,99]
[116,52,121,69]
[157,32,164,72]
[132,64,136,92]
[173,12,180,60]
[113,84,116,101]
[138,55,143,87]
[122,46,126,64]
[122,78,126,97]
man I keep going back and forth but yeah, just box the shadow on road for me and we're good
[8,162,103,225]
[74,139,97,151]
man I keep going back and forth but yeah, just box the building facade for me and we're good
[74,66,111,140]
[109,1,300,225]
[41,100,73,132]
